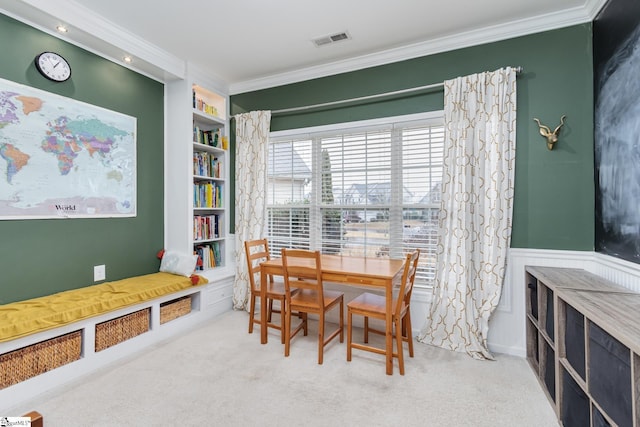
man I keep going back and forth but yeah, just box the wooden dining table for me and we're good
[260,254,405,375]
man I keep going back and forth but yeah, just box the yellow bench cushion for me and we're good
[0,272,207,343]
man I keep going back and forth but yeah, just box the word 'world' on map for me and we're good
[0,77,136,219]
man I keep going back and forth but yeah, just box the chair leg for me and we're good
[347,309,352,362]
[280,297,286,344]
[364,316,369,343]
[405,311,414,357]
[302,313,308,336]
[395,315,405,375]
[318,312,325,365]
[267,298,274,322]
[339,297,344,342]
[284,303,291,357]
[248,294,256,334]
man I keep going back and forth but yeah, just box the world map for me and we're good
[0,77,136,218]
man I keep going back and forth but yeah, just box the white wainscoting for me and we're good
[488,248,593,357]
[592,252,640,292]
[408,248,640,358]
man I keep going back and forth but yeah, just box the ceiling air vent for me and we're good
[312,31,351,47]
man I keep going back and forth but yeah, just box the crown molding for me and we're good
[229,0,608,94]
[2,0,608,89]
[585,0,610,19]
[186,62,229,96]
[1,0,185,82]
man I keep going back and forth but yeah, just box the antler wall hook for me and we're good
[533,115,566,150]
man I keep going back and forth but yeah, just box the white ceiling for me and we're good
[1,0,606,93]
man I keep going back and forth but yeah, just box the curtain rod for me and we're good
[271,66,523,116]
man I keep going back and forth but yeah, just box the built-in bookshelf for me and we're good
[165,68,232,280]
[191,86,227,271]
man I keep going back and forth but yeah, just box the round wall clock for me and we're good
[34,51,72,82]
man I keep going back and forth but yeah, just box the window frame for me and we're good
[268,111,444,291]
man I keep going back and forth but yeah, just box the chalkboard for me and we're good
[594,0,640,263]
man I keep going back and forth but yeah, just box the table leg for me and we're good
[386,284,393,375]
[260,269,268,344]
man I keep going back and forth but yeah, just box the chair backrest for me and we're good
[280,248,323,303]
[244,239,272,293]
[395,250,420,316]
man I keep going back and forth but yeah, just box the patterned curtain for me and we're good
[233,111,271,310]
[418,68,517,360]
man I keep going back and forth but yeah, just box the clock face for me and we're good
[35,52,71,82]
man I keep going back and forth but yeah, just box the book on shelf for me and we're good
[192,90,219,118]
[194,241,222,270]
[193,182,223,208]
[193,214,221,240]
[213,157,222,178]
[194,245,214,270]
[193,152,222,178]
[193,125,222,148]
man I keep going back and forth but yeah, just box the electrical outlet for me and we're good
[94,265,106,281]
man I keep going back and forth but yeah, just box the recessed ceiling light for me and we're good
[56,25,68,33]
[123,56,133,63]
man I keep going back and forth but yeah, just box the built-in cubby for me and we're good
[543,340,556,403]
[525,266,640,427]
[588,321,632,427]
[527,274,538,320]
[561,365,590,427]
[525,270,556,405]
[563,302,585,380]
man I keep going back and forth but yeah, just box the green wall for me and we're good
[231,24,595,252]
[0,14,164,304]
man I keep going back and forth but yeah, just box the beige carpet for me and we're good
[8,310,559,426]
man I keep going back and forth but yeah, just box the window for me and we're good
[267,112,444,289]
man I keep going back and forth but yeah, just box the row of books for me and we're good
[194,182,223,208]
[195,242,222,270]
[193,152,222,178]
[194,214,222,241]
[193,126,229,150]
[193,91,219,117]
[193,125,221,147]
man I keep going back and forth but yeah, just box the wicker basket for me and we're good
[0,330,82,389]
[160,296,192,324]
[95,308,150,352]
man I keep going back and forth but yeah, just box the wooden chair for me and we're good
[244,238,294,343]
[281,248,344,364]
[347,250,420,375]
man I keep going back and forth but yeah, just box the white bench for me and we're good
[0,269,234,413]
